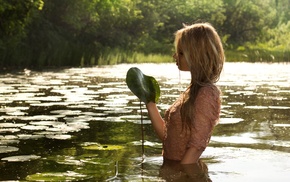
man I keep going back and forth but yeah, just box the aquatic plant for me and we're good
[126,67,160,104]
[126,67,160,160]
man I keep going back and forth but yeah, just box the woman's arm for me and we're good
[146,102,166,141]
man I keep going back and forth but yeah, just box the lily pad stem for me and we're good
[140,100,145,161]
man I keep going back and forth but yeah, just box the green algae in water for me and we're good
[26,171,91,181]
[82,142,125,151]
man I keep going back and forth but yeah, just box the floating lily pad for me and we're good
[6,111,27,116]
[0,135,18,140]
[0,146,19,154]
[21,125,48,130]
[52,155,84,166]
[126,67,160,104]
[273,124,290,128]
[268,106,290,110]
[21,115,58,121]
[81,142,124,151]
[50,110,82,115]
[228,102,245,106]
[26,171,90,181]
[46,124,83,133]
[29,121,63,126]
[18,134,44,140]
[1,155,41,162]
[0,139,19,145]
[67,122,90,130]
[244,106,268,109]
[219,118,244,124]
[0,128,21,133]
[130,140,162,148]
[0,123,26,128]
[46,134,72,140]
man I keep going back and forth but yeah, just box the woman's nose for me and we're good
[172,53,177,60]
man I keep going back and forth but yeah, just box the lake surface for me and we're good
[0,62,290,181]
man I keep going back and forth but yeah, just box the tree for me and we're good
[0,0,43,68]
[1,0,290,68]
[221,0,276,46]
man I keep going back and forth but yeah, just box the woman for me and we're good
[146,22,225,165]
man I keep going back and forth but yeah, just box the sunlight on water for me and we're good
[0,62,290,181]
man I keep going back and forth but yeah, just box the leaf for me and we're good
[126,67,160,104]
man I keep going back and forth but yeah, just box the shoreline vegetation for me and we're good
[96,49,290,65]
[1,0,290,71]
[1,48,290,72]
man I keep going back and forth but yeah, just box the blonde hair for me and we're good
[174,22,225,129]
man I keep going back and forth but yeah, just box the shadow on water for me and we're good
[0,63,290,181]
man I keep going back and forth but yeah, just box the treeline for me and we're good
[1,0,290,69]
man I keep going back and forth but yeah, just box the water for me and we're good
[0,62,290,181]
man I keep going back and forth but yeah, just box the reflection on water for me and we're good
[0,63,290,181]
[159,159,211,182]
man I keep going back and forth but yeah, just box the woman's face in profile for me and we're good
[173,51,190,71]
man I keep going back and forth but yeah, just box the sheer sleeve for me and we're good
[187,86,221,150]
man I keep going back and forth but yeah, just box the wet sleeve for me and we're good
[187,87,221,150]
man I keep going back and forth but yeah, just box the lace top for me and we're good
[163,85,221,161]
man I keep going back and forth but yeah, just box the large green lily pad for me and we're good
[126,67,160,104]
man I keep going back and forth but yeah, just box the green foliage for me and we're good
[222,0,275,45]
[265,21,290,50]
[97,48,172,65]
[1,0,290,69]
[0,0,44,68]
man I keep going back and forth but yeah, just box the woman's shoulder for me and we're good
[199,84,220,96]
